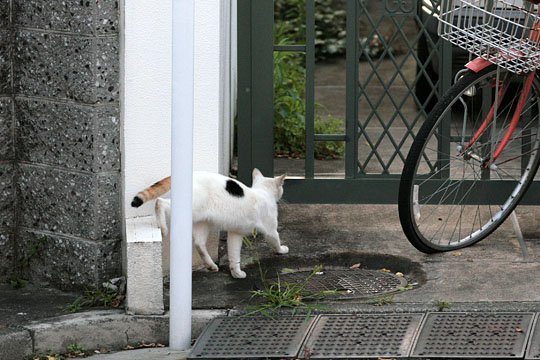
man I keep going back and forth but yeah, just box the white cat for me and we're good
[132,169,289,278]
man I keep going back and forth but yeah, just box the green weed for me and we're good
[370,294,395,306]
[398,284,414,292]
[66,343,86,356]
[65,287,118,313]
[433,300,451,311]
[243,229,334,317]
[248,265,336,317]
[8,275,27,290]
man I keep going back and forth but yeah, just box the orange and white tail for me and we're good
[131,176,171,207]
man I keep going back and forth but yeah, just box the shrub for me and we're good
[273,9,345,159]
[314,115,345,159]
[273,34,306,158]
[274,0,347,60]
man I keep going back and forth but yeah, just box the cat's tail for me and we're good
[131,176,171,207]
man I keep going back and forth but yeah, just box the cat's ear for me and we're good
[252,168,263,180]
[275,174,286,187]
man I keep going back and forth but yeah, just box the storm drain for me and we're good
[301,313,423,358]
[265,269,408,300]
[525,315,540,359]
[412,312,534,358]
[189,316,316,359]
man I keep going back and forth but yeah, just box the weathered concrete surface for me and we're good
[199,203,540,309]
[0,285,225,359]
[26,311,169,354]
[86,348,189,360]
[0,329,32,360]
[126,240,164,315]
[273,203,540,304]
[0,283,78,329]
[1,203,540,358]
[0,0,122,289]
[13,0,118,35]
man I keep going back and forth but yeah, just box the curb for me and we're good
[0,309,226,360]
[86,347,191,359]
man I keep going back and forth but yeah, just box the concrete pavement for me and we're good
[2,204,540,359]
[84,348,190,360]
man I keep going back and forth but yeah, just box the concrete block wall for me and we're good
[0,0,121,290]
[0,0,14,281]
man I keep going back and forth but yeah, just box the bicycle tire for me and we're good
[399,65,540,253]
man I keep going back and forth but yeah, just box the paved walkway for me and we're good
[2,203,540,359]
[193,204,540,310]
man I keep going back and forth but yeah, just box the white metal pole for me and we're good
[170,0,194,350]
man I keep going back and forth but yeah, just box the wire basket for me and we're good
[438,0,540,73]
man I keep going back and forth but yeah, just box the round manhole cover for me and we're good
[265,269,408,300]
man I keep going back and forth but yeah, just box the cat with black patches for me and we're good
[132,169,288,278]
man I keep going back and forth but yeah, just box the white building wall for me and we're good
[123,0,231,220]
[122,0,173,220]
[194,1,222,173]
[122,0,234,286]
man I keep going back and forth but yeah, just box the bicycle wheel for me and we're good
[399,65,540,253]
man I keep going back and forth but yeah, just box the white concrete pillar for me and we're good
[125,218,164,315]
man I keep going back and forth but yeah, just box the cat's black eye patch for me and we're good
[225,180,244,197]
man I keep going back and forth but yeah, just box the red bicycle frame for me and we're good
[460,14,540,167]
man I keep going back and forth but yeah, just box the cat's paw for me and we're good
[276,245,289,254]
[207,263,219,272]
[230,268,247,279]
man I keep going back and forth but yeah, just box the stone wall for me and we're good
[0,0,15,281]
[0,0,121,290]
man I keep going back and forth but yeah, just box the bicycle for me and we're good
[399,0,540,253]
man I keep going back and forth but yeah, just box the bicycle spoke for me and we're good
[400,66,540,252]
[418,171,481,238]
[495,146,540,168]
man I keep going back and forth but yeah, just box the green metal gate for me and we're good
[237,0,451,203]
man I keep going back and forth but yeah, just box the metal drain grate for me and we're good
[189,316,316,359]
[265,269,408,300]
[412,312,534,358]
[301,314,423,358]
[525,315,540,359]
